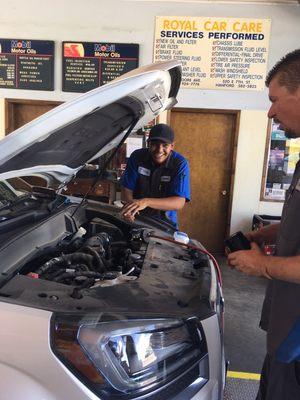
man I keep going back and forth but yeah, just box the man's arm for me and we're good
[145,196,186,211]
[247,223,280,245]
[228,242,300,284]
[267,255,300,283]
[121,196,185,219]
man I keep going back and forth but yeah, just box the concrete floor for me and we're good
[215,256,268,399]
[224,378,259,400]
[217,256,267,374]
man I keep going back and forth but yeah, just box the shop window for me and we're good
[261,119,300,201]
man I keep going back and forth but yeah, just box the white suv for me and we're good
[0,61,225,400]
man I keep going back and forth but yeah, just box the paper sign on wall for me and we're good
[154,16,271,90]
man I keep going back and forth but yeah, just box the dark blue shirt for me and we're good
[121,149,190,226]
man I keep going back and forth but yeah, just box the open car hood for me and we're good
[0,61,181,185]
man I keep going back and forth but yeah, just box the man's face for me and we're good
[148,140,174,165]
[268,77,300,138]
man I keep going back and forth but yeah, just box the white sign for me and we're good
[154,16,271,90]
[126,137,143,157]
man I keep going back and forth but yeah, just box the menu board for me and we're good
[154,16,271,90]
[62,42,139,92]
[0,39,54,90]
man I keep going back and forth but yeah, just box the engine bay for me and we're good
[0,201,214,317]
[21,214,151,292]
[0,193,213,313]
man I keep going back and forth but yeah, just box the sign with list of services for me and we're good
[62,41,139,92]
[0,38,54,91]
[154,16,271,90]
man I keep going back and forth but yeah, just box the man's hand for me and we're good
[227,242,272,279]
[245,230,265,245]
[245,223,280,246]
[121,198,149,221]
[120,195,185,223]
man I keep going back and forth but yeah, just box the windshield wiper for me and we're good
[0,181,19,204]
[0,193,36,213]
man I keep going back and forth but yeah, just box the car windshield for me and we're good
[0,178,41,214]
[0,179,28,203]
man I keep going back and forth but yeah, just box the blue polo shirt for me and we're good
[121,149,190,226]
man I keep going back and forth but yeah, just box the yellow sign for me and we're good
[154,16,271,90]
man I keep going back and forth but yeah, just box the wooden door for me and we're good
[170,109,239,253]
[5,99,61,135]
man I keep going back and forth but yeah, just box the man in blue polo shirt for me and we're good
[121,123,190,227]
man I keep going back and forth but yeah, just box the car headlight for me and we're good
[51,315,208,399]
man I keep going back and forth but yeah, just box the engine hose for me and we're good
[37,253,94,275]
[101,254,113,269]
[110,241,128,247]
[106,246,112,261]
[54,271,102,283]
[93,251,112,270]
[150,234,222,287]
[70,278,97,299]
[81,246,107,272]
[44,264,89,280]
[54,270,119,283]
[36,257,64,275]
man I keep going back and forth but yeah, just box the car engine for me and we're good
[22,216,151,291]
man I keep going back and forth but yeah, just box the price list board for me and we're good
[154,17,271,90]
[62,42,139,92]
[0,39,54,91]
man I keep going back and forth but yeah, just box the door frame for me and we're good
[5,98,62,135]
[168,107,241,237]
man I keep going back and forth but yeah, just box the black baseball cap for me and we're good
[148,124,174,144]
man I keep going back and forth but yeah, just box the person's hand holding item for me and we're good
[245,223,280,246]
[227,242,272,279]
[245,230,265,245]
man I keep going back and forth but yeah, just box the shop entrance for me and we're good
[170,108,239,253]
